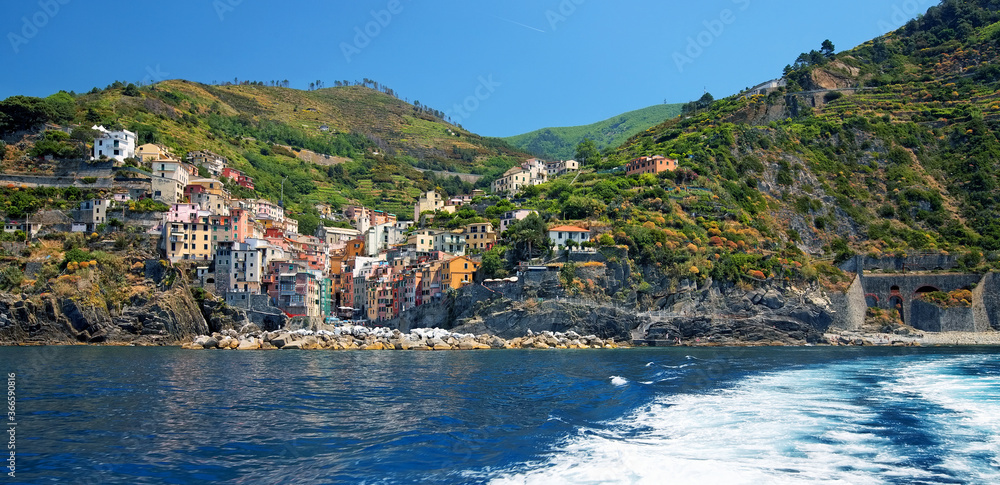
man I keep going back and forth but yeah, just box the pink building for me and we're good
[222,167,255,190]
[229,208,252,244]
[165,204,202,223]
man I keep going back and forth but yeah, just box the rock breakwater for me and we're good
[181,326,628,351]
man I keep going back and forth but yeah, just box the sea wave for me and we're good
[490,354,1000,485]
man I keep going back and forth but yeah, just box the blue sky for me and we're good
[0,0,932,137]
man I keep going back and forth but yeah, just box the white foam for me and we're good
[610,376,628,387]
[491,356,1000,484]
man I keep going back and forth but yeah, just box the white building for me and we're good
[548,225,591,248]
[317,226,363,245]
[75,199,113,232]
[152,160,190,186]
[433,231,466,256]
[522,158,548,186]
[545,159,580,177]
[214,241,265,295]
[247,199,284,223]
[92,125,136,163]
[491,167,529,197]
[186,151,228,177]
[363,222,410,256]
[151,177,185,205]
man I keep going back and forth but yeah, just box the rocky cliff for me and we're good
[388,265,844,346]
[0,275,209,345]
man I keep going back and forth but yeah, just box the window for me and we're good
[114,150,120,156]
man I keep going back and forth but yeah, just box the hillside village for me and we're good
[3,124,640,324]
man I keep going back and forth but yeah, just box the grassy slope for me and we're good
[504,104,683,160]
[19,80,533,222]
[492,0,1000,291]
[599,0,1000,256]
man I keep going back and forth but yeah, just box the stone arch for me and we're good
[914,285,941,295]
[889,295,905,324]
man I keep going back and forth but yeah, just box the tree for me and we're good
[292,211,320,236]
[821,39,836,58]
[0,96,53,134]
[45,92,76,122]
[575,138,600,166]
[0,141,5,160]
[506,213,548,262]
[480,247,508,279]
[122,83,141,97]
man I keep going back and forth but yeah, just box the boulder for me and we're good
[270,334,292,348]
[761,290,785,309]
[195,335,218,349]
[237,338,260,350]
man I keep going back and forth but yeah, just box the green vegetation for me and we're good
[8,0,1000,294]
[0,79,532,225]
[504,104,683,160]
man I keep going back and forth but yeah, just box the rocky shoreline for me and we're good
[824,330,1000,347]
[176,326,1000,351]
[180,326,628,351]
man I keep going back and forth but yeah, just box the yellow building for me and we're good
[136,144,173,163]
[164,218,214,263]
[441,255,479,289]
[408,229,436,252]
[462,222,497,251]
[187,178,227,197]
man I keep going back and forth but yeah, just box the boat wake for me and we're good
[490,354,1000,484]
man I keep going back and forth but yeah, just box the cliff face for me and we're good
[0,284,208,345]
[388,258,845,345]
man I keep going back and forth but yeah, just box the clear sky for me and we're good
[0,0,931,137]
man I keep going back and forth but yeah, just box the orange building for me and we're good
[625,155,677,176]
[442,255,480,289]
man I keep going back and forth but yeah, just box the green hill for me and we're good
[0,80,530,225]
[503,104,683,160]
[496,0,1000,287]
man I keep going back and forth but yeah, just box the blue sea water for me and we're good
[0,346,998,484]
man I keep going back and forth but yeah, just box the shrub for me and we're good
[62,248,91,268]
